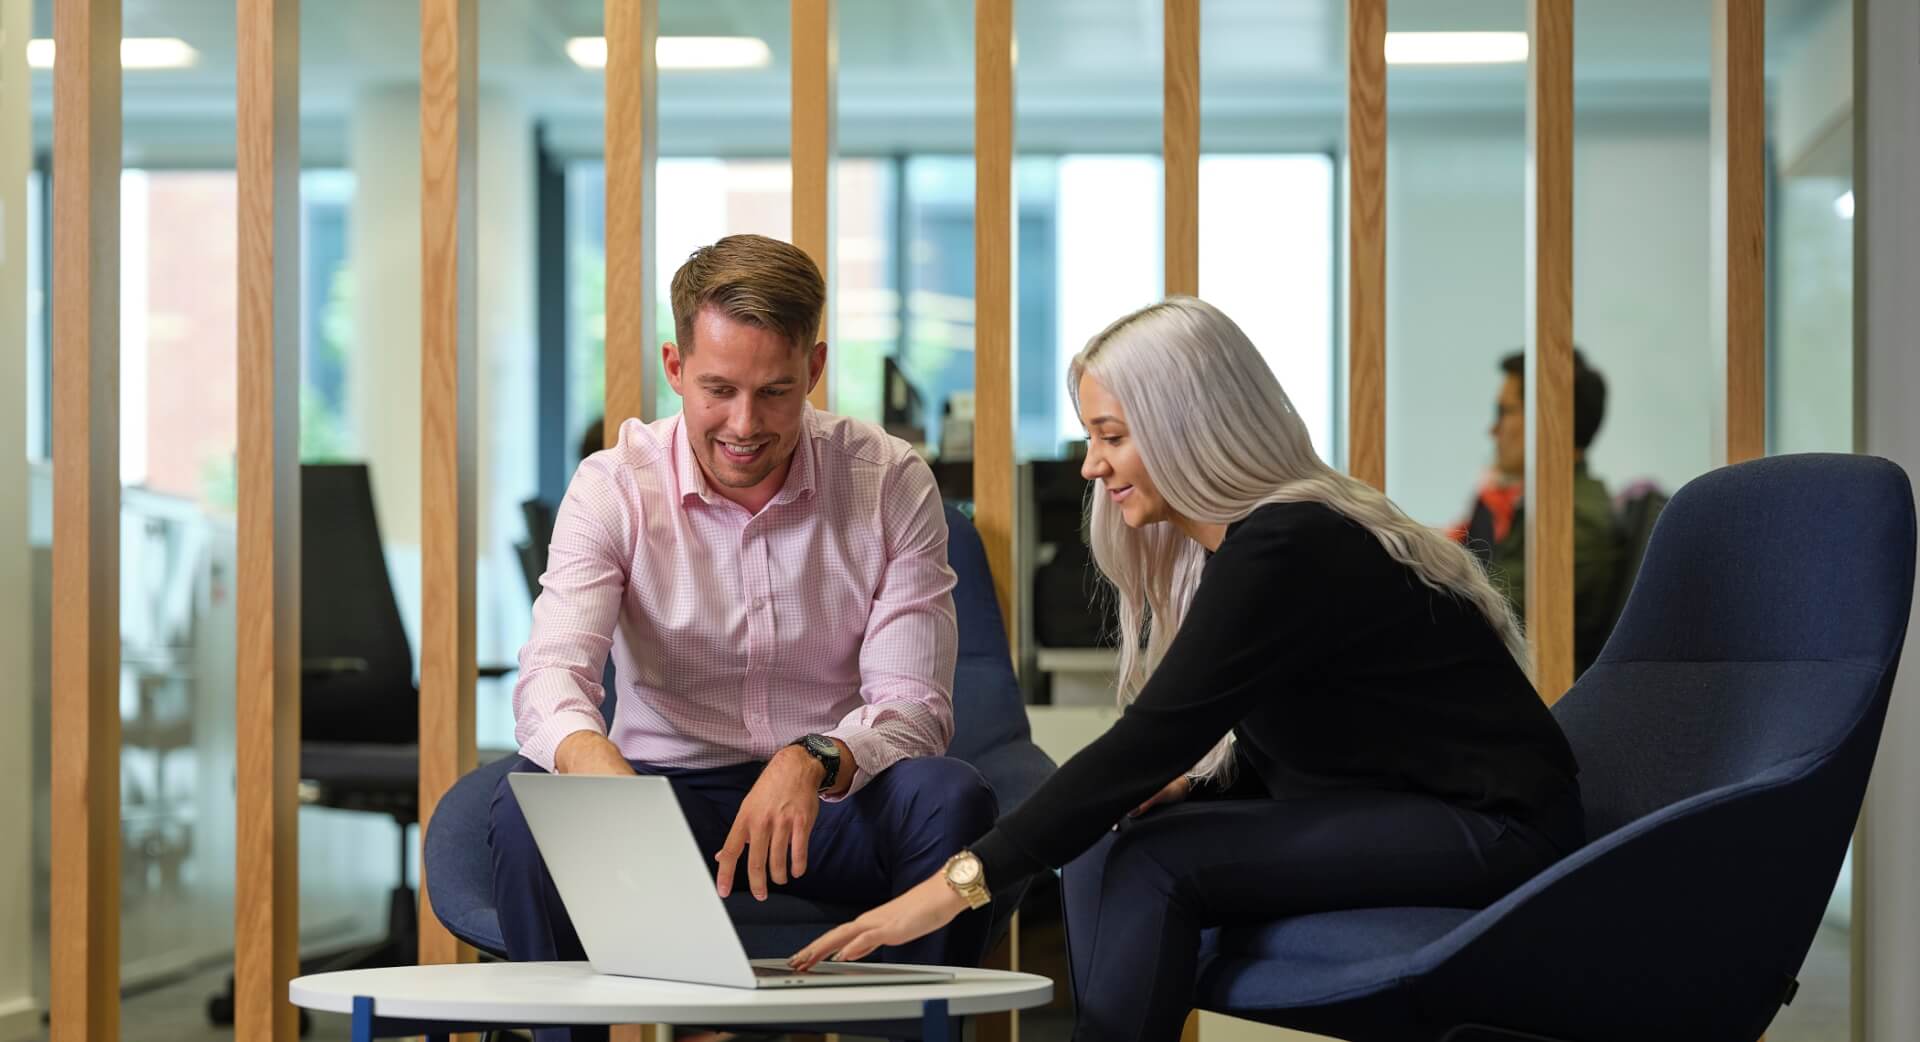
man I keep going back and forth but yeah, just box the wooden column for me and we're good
[235,0,301,1036]
[49,0,121,1038]
[1163,0,1199,297]
[974,0,1016,649]
[418,0,478,968]
[1346,0,1386,490]
[1525,0,1575,703]
[793,0,836,410]
[1712,0,1766,465]
[606,0,658,438]
[606,6,663,1037]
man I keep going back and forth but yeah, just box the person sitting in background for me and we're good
[1452,348,1622,676]
[493,235,996,1042]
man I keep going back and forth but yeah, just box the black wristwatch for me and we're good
[789,733,841,792]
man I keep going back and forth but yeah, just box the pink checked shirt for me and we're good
[511,407,959,795]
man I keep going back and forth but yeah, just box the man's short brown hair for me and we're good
[669,234,825,352]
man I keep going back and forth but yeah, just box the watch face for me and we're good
[949,857,981,886]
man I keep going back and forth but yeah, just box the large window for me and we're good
[564,158,899,457]
[22,169,358,500]
[564,152,1340,466]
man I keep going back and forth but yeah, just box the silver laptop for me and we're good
[507,772,954,989]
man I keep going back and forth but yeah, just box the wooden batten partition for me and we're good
[973,0,1016,650]
[1712,0,1766,464]
[49,1,122,1038]
[1524,0,1575,703]
[792,0,835,410]
[1346,0,1386,490]
[606,0,659,439]
[1163,0,1199,297]
[235,0,302,1036]
[418,0,479,968]
[605,4,663,1038]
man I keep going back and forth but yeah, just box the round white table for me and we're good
[290,961,1053,1041]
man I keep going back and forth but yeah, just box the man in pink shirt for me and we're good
[488,236,997,1021]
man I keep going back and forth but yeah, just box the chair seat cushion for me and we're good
[1199,907,1475,1010]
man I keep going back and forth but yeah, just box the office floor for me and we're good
[13,920,1848,1042]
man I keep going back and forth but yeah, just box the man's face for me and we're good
[1492,372,1526,480]
[663,307,826,510]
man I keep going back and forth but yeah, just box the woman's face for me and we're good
[1078,371,1170,528]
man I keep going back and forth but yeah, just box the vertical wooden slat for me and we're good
[607,8,664,1035]
[1163,0,1199,298]
[1525,0,1575,703]
[606,0,658,437]
[50,0,121,1038]
[977,910,1020,1042]
[419,0,478,969]
[235,0,301,1037]
[1346,0,1386,490]
[793,0,835,410]
[975,0,1016,649]
[1712,0,1766,465]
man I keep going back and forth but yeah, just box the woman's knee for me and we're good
[1100,819,1183,897]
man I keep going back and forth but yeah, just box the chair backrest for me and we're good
[1553,454,1915,840]
[943,504,1033,763]
[301,463,418,743]
[1602,482,1668,637]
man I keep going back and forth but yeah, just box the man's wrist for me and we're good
[779,743,830,788]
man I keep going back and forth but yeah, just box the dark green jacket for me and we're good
[1487,464,1623,675]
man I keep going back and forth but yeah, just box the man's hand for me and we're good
[554,731,636,776]
[715,742,848,901]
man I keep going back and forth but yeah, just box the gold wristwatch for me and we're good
[942,850,992,910]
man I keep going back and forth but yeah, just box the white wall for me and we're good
[348,86,537,748]
[1854,0,1920,1037]
[1386,112,1717,525]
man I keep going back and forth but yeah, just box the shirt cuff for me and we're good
[819,725,899,801]
[519,709,612,773]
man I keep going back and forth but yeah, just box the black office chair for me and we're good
[513,498,557,603]
[209,463,510,1029]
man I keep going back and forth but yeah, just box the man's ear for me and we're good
[663,341,685,395]
[806,341,827,393]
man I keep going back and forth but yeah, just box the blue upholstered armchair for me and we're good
[1174,454,1914,1041]
[424,504,1055,961]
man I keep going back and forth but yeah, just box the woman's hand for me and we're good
[788,872,971,971]
[1128,774,1191,818]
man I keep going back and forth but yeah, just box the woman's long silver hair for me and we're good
[1071,297,1529,782]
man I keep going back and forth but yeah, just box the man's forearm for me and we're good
[554,729,635,776]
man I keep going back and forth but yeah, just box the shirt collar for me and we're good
[673,416,714,505]
[770,405,820,506]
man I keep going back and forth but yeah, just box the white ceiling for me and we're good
[26,0,1843,161]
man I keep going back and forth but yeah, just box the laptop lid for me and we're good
[507,772,760,988]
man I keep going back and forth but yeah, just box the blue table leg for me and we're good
[351,996,374,1042]
[922,997,952,1042]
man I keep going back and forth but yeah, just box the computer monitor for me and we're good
[881,356,926,447]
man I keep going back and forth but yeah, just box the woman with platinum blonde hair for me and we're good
[795,298,1584,1042]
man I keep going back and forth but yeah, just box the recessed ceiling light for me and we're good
[566,36,773,72]
[27,37,200,70]
[1834,190,1855,221]
[1384,32,1529,66]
